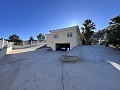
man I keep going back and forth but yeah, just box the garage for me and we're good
[56,43,70,51]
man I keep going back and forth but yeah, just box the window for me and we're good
[67,33,69,37]
[70,32,72,37]
[54,34,58,39]
[67,32,72,37]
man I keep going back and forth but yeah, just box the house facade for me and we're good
[46,25,81,51]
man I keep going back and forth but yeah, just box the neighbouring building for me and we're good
[46,25,81,51]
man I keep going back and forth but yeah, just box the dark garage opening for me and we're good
[56,43,70,51]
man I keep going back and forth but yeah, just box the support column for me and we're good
[1,39,4,49]
[22,41,25,46]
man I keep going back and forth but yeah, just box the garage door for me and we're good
[56,43,70,51]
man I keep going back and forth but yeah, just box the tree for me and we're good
[37,33,45,41]
[106,15,120,48]
[9,34,22,42]
[109,15,120,26]
[29,36,34,41]
[93,29,107,39]
[81,19,96,45]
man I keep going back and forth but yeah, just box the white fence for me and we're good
[0,39,12,50]
[23,40,45,45]
[13,40,45,46]
[13,40,46,49]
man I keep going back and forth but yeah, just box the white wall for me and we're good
[0,48,7,60]
[0,39,12,60]
[0,46,12,60]
[6,46,12,54]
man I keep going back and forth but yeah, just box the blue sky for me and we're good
[0,0,120,40]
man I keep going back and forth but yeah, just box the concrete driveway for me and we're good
[64,45,120,90]
[0,45,120,90]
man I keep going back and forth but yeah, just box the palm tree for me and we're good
[107,15,120,48]
[109,15,120,26]
[37,33,45,41]
[81,19,96,45]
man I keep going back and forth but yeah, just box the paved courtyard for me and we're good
[0,45,120,90]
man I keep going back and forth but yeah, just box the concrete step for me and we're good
[61,46,80,62]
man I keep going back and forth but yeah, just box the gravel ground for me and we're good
[0,45,120,90]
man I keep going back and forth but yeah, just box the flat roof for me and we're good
[49,25,79,33]
[45,34,51,36]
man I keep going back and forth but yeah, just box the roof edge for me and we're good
[49,25,79,33]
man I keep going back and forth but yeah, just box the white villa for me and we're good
[46,25,81,51]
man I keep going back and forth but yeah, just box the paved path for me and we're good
[13,43,46,49]
[10,45,44,54]
[0,48,65,90]
[0,45,120,90]
[67,45,120,63]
